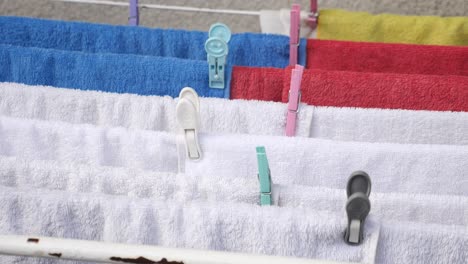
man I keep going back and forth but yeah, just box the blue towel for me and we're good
[0,44,229,98]
[0,16,307,68]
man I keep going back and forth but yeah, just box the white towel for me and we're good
[186,133,468,196]
[1,116,466,196]
[259,9,317,38]
[2,155,466,226]
[375,222,468,264]
[0,186,379,264]
[1,186,466,264]
[0,82,312,137]
[2,82,467,145]
[0,116,178,172]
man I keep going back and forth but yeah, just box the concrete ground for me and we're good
[0,0,466,32]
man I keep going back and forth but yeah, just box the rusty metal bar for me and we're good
[0,235,352,264]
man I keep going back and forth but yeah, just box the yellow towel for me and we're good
[318,9,468,46]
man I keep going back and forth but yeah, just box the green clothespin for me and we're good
[256,146,272,206]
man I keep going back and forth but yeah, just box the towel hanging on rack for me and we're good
[1,116,466,196]
[306,40,468,76]
[0,186,466,264]
[317,9,468,46]
[0,16,307,68]
[1,83,467,145]
[230,67,468,112]
[183,132,468,196]
[2,155,467,226]
[0,44,231,98]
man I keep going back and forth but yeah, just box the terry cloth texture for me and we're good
[185,133,468,196]
[1,116,466,196]
[0,44,230,98]
[317,9,468,46]
[0,116,179,172]
[306,39,468,76]
[1,83,468,145]
[2,155,467,227]
[230,67,468,112]
[0,16,307,67]
[0,187,466,264]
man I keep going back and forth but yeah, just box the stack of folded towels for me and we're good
[0,12,466,264]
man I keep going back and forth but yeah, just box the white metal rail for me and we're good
[55,0,261,16]
[0,235,353,264]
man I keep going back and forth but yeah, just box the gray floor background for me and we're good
[0,0,466,33]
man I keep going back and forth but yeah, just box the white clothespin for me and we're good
[176,87,202,160]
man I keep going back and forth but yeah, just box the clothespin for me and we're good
[176,87,202,160]
[285,65,304,137]
[307,0,319,29]
[256,146,272,206]
[344,171,372,245]
[128,0,139,26]
[289,4,301,66]
[205,23,231,89]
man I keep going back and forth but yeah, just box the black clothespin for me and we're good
[344,171,372,245]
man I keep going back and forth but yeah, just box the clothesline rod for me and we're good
[0,235,352,264]
[55,0,261,16]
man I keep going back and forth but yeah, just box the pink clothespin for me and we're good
[285,65,304,137]
[289,4,301,66]
[128,0,139,26]
[307,0,318,29]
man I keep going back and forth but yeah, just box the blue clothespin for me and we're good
[256,146,272,206]
[128,0,139,26]
[205,23,231,89]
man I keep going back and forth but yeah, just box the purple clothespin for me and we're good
[128,0,139,26]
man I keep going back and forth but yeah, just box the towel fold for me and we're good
[0,44,230,98]
[0,116,178,172]
[0,16,307,67]
[317,9,468,46]
[0,186,466,264]
[2,82,468,145]
[307,39,468,76]
[0,186,379,263]
[231,67,468,112]
[186,133,468,196]
[2,155,467,226]
[1,116,466,196]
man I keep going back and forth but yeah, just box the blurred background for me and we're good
[0,0,466,33]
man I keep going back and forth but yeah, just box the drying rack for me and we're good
[0,1,335,263]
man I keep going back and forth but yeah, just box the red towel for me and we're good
[231,66,468,112]
[307,40,468,76]
[230,67,284,101]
